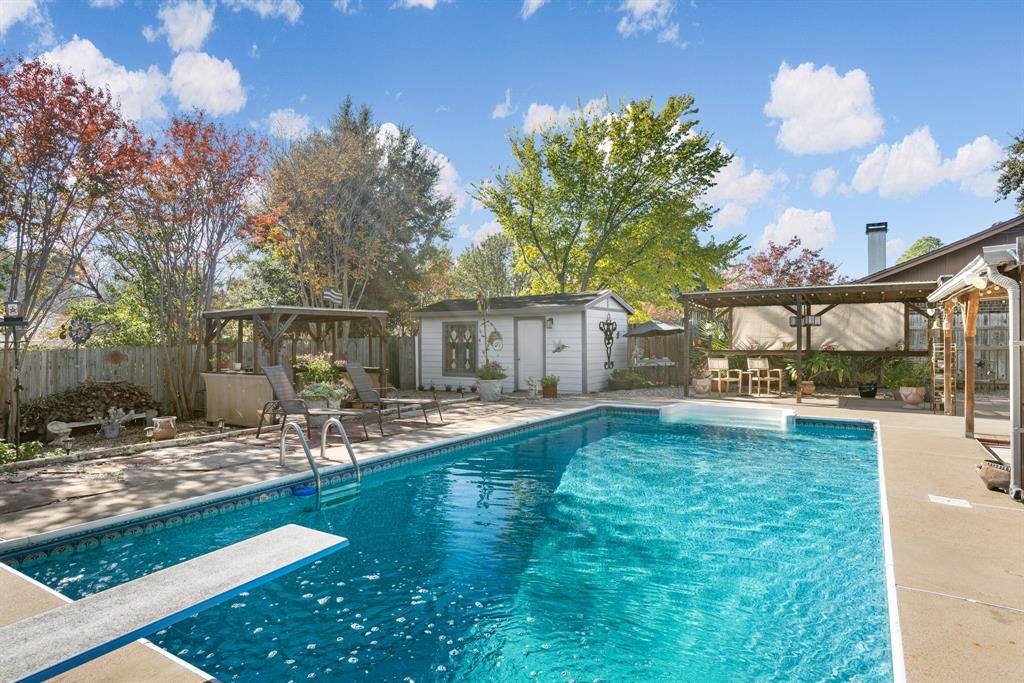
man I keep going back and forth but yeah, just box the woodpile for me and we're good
[21,380,159,434]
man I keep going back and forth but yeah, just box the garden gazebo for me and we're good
[674,280,937,402]
[201,305,389,426]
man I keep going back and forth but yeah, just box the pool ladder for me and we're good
[279,419,362,510]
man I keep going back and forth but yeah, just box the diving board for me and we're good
[0,524,348,683]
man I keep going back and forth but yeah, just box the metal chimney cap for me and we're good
[865,222,888,233]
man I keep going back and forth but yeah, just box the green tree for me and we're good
[224,251,301,308]
[452,233,529,298]
[897,236,944,264]
[995,131,1024,214]
[473,96,741,307]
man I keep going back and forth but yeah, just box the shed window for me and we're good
[443,323,477,376]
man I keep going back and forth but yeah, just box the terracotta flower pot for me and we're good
[152,416,177,441]
[799,380,816,395]
[976,459,1010,491]
[899,386,925,409]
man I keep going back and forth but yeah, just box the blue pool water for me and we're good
[18,413,893,681]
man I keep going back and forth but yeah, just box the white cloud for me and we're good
[435,104,450,113]
[142,25,159,42]
[522,97,606,133]
[810,167,839,197]
[249,42,260,58]
[0,0,53,45]
[41,36,169,120]
[706,155,787,206]
[715,204,747,230]
[886,238,906,262]
[333,0,359,14]
[521,0,548,19]
[760,208,836,250]
[169,52,246,115]
[155,0,216,53]
[224,0,303,23]
[764,62,884,155]
[467,220,503,244]
[395,0,444,9]
[267,108,310,140]
[616,0,682,46]
[457,224,472,239]
[89,0,124,7]
[491,88,516,119]
[851,127,1003,198]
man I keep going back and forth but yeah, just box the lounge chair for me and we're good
[344,361,444,427]
[256,365,376,439]
[708,357,742,396]
[743,357,784,396]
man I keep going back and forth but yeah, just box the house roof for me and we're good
[675,280,936,309]
[412,290,634,316]
[857,214,1024,283]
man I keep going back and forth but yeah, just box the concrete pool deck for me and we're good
[0,394,1020,682]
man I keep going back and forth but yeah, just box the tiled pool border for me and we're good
[0,404,876,572]
[0,403,900,682]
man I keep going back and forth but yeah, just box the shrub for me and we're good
[21,381,158,433]
[298,382,344,401]
[0,440,45,465]
[883,359,930,389]
[476,361,507,380]
[295,353,339,384]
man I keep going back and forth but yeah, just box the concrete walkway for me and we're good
[1,393,1021,682]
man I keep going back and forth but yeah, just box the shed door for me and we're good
[516,319,544,391]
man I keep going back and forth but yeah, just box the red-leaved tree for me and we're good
[106,113,267,417]
[0,58,148,438]
[722,237,845,289]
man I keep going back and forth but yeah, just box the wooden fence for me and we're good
[18,336,417,411]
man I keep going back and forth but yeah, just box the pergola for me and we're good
[928,240,1023,500]
[675,280,937,402]
[202,305,390,375]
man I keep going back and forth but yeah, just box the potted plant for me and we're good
[295,352,340,387]
[100,407,128,439]
[786,352,851,396]
[299,382,343,428]
[855,371,878,399]
[475,361,507,401]
[691,364,712,395]
[540,375,559,398]
[608,368,634,391]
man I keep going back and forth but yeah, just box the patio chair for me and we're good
[345,361,444,427]
[708,357,742,396]
[256,365,377,439]
[743,357,784,396]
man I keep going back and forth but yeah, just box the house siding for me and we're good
[585,298,631,392]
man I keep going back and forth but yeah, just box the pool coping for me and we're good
[0,402,904,681]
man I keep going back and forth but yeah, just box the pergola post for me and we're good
[682,304,691,397]
[943,300,954,416]
[376,318,388,390]
[235,320,243,368]
[964,290,979,438]
[252,314,262,374]
[794,296,803,404]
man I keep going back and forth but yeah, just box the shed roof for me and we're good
[674,280,936,309]
[413,290,634,316]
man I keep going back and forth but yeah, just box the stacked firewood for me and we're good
[21,381,159,434]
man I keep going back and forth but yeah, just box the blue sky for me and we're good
[2,0,1022,278]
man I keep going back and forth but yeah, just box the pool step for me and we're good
[660,401,794,431]
[319,481,361,509]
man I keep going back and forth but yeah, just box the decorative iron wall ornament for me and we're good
[599,314,617,369]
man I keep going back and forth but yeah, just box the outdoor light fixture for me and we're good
[59,435,74,456]
[926,307,936,317]
[3,299,20,320]
[545,317,554,329]
[788,315,823,327]
[217,417,226,432]
[970,274,988,290]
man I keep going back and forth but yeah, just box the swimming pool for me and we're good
[5,408,899,681]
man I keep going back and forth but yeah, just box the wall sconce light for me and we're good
[969,274,988,290]
[545,317,554,329]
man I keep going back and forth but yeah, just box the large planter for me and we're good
[899,386,925,409]
[102,423,121,439]
[304,399,330,429]
[152,416,177,441]
[607,378,632,391]
[799,380,816,396]
[857,383,878,399]
[477,379,503,402]
[976,459,1010,491]
[691,378,712,395]
[542,384,558,399]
